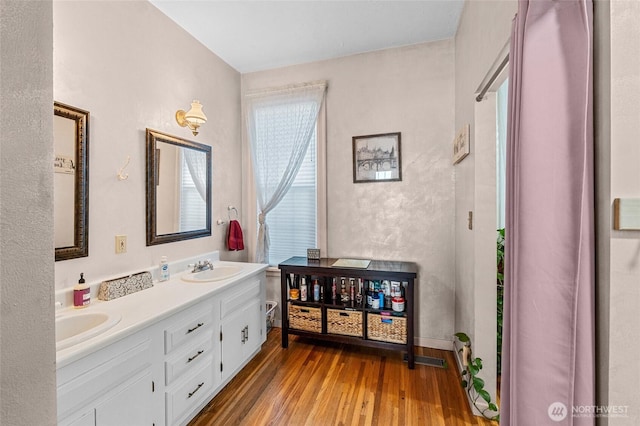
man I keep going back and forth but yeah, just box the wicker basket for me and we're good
[367,313,407,344]
[288,303,322,333]
[327,309,363,337]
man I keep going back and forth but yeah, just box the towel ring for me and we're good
[228,206,239,221]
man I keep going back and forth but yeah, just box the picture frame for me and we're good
[453,124,470,165]
[352,132,401,183]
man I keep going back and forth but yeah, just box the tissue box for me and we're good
[98,271,153,301]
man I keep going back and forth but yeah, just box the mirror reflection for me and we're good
[54,102,89,261]
[146,129,211,246]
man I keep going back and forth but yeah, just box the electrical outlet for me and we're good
[115,235,127,254]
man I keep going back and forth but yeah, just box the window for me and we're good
[263,128,317,265]
[244,83,327,266]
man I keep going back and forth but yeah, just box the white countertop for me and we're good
[56,260,268,369]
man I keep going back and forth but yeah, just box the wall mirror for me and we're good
[146,129,212,246]
[54,102,89,261]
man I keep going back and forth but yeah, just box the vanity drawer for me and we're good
[164,306,214,354]
[165,333,213,386]
[165,356,215,426]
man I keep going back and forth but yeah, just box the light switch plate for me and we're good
[115,235,127,254]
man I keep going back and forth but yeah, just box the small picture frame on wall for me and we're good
[352,132,401,183]
[453,124,470,165]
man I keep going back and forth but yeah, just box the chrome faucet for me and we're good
[192,260,214,273]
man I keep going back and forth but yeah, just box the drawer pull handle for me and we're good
[188,382,205,399]
[339,312,349,317]
[186,323,204,334]
[187,350,204,363]
[300,309,310,313]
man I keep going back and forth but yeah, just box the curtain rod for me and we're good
[475,54,509,102]
[245,80,327,99]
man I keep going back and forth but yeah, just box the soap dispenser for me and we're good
[74,273,90,309]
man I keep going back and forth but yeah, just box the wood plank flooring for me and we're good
[189,328,497,426]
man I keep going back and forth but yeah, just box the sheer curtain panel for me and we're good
[245,81,327,264]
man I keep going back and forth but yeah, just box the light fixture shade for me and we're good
[184,100,207,124]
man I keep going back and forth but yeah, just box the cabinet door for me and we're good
[243,297,263,356]
[95,368,153,426]
[59,410,94,426]
[221,308,247,381]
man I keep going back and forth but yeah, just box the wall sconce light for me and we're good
[175,100,207,136]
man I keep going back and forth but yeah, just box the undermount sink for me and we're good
[181,265,242,283]
[56,311,121,351]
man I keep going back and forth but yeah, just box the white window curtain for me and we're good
[245,81,327,264]
[183,149,207,201]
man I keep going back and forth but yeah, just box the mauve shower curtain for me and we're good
[501,1,594,425]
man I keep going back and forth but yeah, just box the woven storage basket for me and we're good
[288,303,322,333]
[367,313,407,344]
[327,309,363,337]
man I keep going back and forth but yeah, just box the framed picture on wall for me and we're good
[352,132,402,183]
[453,124,470,165]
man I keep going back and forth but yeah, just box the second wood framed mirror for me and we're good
[146,129,212,246]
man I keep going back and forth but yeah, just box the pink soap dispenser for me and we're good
[74,273,90,308]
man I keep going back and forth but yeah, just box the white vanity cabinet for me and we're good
[57,328,162,426]
[56,266,267,426]
[219,277,266,382]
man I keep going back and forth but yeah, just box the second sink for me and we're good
[181,265,242,283]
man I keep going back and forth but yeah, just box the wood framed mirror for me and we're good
[146,129,212,246]
[54,102,89,261]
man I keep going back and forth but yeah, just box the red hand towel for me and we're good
[227,220,245,251]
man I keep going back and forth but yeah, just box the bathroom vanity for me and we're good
[55,261,267,426]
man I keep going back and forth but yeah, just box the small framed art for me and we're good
[352,132,401,183]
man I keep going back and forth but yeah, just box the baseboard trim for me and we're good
[415,336,454,351]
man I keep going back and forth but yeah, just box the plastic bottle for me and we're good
[74,273,90,309]
[331,278,337,302]
[300,277,308,301]
[160,256,170,281]
[313,279,320,302]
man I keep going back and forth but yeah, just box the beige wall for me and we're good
[53,0,246,290]
[243,40,456,346]
[452,0,515,407]
[0,0,57,424]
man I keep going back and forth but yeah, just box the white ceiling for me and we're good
[149,0,464,73]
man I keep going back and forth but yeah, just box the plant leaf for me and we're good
[478,389,491,404]
[461,380,468,388]
[454,332,470,343]
[472,377,485,392]
[469,365,479,376]
[489,403,498,412]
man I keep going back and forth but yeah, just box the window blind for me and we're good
[264,130,317,266]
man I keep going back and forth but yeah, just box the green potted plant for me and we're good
[454,332,500,422]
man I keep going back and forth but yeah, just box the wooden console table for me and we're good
[279,257,418,369]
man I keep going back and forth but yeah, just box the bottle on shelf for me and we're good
[313,279,320,302]
[349,278,355,305]
[340,278,350,303]
[331,277,337,303]
[300,277,308,302]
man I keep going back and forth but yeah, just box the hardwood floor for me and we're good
[189,328,497,426]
